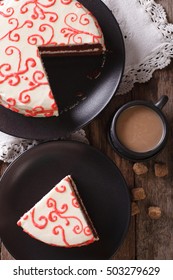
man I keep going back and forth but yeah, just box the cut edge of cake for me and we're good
[67,175,99,242]
[39,43,105,57]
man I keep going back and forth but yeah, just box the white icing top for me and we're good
[17,175,97,247]
[0,0,105,117]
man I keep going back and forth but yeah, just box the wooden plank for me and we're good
[133,0,173,260]
[86,0,173,259]
[134,63,173,259]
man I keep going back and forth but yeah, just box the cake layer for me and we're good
[0,0,105,117]
[17,175,99,247]
[39,43,104,56]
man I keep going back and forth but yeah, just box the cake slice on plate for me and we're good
[0,0,105,117]
[17,175,99,247]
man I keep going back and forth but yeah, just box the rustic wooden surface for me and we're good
[0,0,173,260]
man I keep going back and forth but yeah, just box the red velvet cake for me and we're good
[17,175,99,247]
[0,0,105,117]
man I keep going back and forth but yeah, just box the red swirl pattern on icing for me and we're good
[31,208,48,229]
[0,7,14,18]
[61,11,102,44]
[28,24,57,45]
[5,98,19,113]
[53,225,70,246]
[55,184,67,193]
[0,19,34,42]
[19,70,47,104]
[84,226,92,236]
[23,214,29,220]
[0,0,104,117]
[20,0,58,22]
[46,196,84,235]
[0,47,36,89]
[47,198,69,222]
[25,106,57,117]
[71,192,79,208]
[61,0,72,5]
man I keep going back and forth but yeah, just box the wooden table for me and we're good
[0,0,173,260]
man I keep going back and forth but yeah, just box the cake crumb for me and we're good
[154,163,168,177]
[148,206,161,219]
[131,202,140,216]
[131,187,146,201]
[133,163,148,175]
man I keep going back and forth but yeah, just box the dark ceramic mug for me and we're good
[108,95,169,161]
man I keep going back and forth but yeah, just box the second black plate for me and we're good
[0,0,125,140]
[0,141,130,260]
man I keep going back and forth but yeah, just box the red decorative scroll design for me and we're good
[61,13,102,44]
[47,196,92,236]
[75,2,83,9]
[55,184,67,193]
[50,236,95,247]
[53,226,70,247]
[46,196,91,246]
[25,105,58,117]
[0,52,39,108]
[5,98,19,113]
[20,0,58,22]
[49,90,59,112]
[19,70,47,104]
[25,90,58,117]
[71,192,79,208]
[0,6,14,17]
[23,214,29,220]
[0,19,33,42]
[61,0,72,4]
[0,95,19,113]
[0,46,22,85]
[47,198,68,223]
[31,208,48,229]
[84,226,92,236]
[27,24,57,46]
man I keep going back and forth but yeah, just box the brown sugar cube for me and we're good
[133,163,148,175]
[131,187,146,201]
[154,163,168,177]
[131,202,140,216]
[148,206,161,220]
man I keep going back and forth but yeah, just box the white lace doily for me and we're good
[0,0,173,163]
[103,0,173,94]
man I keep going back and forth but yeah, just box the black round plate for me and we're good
[0,141,130,260]
[0,0,125,140]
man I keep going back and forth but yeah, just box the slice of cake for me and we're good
[0,0,105,117]
[17,175,99,247]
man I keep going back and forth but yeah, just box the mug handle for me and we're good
[154,95,168,110]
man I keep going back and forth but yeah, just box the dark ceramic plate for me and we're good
[0,141,130,260]
[0,0,125,140]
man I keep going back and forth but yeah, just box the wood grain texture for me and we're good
[0,0,173,260]
[86,0,173,259]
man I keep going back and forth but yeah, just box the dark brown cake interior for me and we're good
[39,43,104,56]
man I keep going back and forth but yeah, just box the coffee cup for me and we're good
[108,95,169,161]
